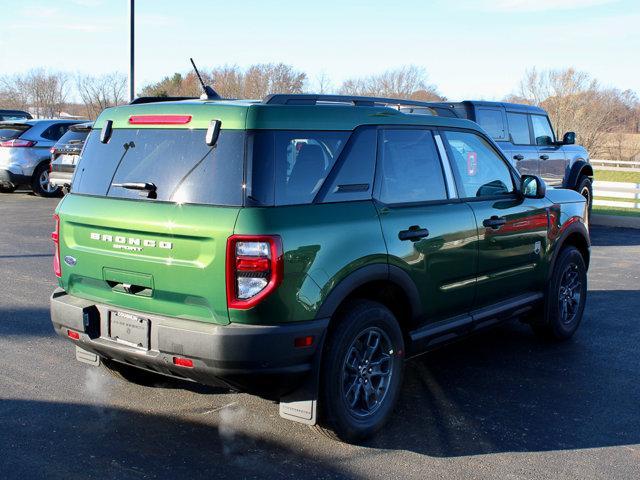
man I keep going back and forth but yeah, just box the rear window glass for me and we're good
[248,131,349,206]
[72,129,245,206]
[0,125,30,140]
[56,129,90,147]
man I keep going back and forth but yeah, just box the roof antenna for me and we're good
[190,58,221,100]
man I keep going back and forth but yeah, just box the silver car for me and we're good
[0,119,86,196]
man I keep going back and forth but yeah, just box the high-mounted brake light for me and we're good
[226,235,283,309]
[0,139,36,148]
[128,115,192,125]
[52,214,61,278]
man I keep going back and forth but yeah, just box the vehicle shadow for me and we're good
[365,289,640,456]
[0,398,353,480]
[589,225,640,246]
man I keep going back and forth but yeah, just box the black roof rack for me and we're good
[129,96,198,105]
[263,94,440,109]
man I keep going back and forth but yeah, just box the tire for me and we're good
[0,184,17,193]
[311,300,405,443]
[31,163,61,198]
[576,175,593,223]
[531,246,587,341]
[101,358,167,387]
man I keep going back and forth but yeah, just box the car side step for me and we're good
[408,292,543,355]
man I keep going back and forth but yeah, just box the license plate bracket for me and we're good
[109,311,150,350]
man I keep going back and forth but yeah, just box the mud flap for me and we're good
[76,346,100,366]
[278,331,325,425]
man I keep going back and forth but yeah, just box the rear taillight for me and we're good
[52,214,61,278]
[226,235,283,309]
[0,139,36,147]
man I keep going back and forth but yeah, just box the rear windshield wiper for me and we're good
[111,182,157,199]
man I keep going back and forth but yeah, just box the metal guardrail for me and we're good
[593,180,640,210]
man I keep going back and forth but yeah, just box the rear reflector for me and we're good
[294,336,314,348]
[67,329,80,340]
[128,115,192,125]
[173,356,194,368]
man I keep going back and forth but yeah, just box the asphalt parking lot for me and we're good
[1,192,639,480]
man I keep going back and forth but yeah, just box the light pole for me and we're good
[128,0,135,102]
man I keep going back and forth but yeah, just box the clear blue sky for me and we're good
[1,0,638,100]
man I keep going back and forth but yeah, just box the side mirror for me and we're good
[521,175,546,199]
[562,131,576,145]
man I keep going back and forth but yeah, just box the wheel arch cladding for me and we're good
[315,263,423,332]
[566,160,593,188]
[549,222,590,279]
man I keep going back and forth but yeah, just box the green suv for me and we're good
[50,93,590,442]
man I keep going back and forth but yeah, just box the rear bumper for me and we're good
[50,288,328,396]
[0,168,30,187]
[49,171,73,187]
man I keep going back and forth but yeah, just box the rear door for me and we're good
[505,111,539,177]
[374,127,478,324]
[441,129,549,308]
[531,114,567,186]
[59,127,246,325]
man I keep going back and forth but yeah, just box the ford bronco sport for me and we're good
[50,93,590,442]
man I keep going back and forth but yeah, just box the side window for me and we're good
[443,130,515,198]
[376,129,447,204]
[531,115,555,146]
[41,123,71,141]
[506,112,531,145]
[475,108,506,140]
[323,128,376,203]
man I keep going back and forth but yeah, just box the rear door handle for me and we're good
[482,216,507,229]
[398,226,430,241]
[540,154,549,160]
[513,154,524,161]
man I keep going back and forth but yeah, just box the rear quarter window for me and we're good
[248,130,349,206]
[475,108,506,140]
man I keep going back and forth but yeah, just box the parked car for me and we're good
[49,122,92,191]
[403,101,593,216]
[0,119,86,196]
[50,93,590,443]
[0,109,32,121]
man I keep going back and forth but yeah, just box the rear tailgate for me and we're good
[58,195,239,325]
[55,104,250,325]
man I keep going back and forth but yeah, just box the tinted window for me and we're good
[0,125,30,140]
[41,123,72,141]
[506,112,531,145]
[72,129,244,206]
[376,129,447,204]
[476,109,505,140]
[531,115,555,145]
[322,128,376,203]
[55,129,90,146]
[249,131,348,206]
[444,130,514,198]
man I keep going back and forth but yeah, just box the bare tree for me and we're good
[77,72,127,119]
[0,69,69,117]
[140,63,306,100]
[339,66,444,100]
[515,67,640,155]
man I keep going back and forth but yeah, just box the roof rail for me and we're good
[262,94,440,109]
[129,96,198,105]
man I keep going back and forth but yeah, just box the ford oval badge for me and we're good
[64,255,77,267]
